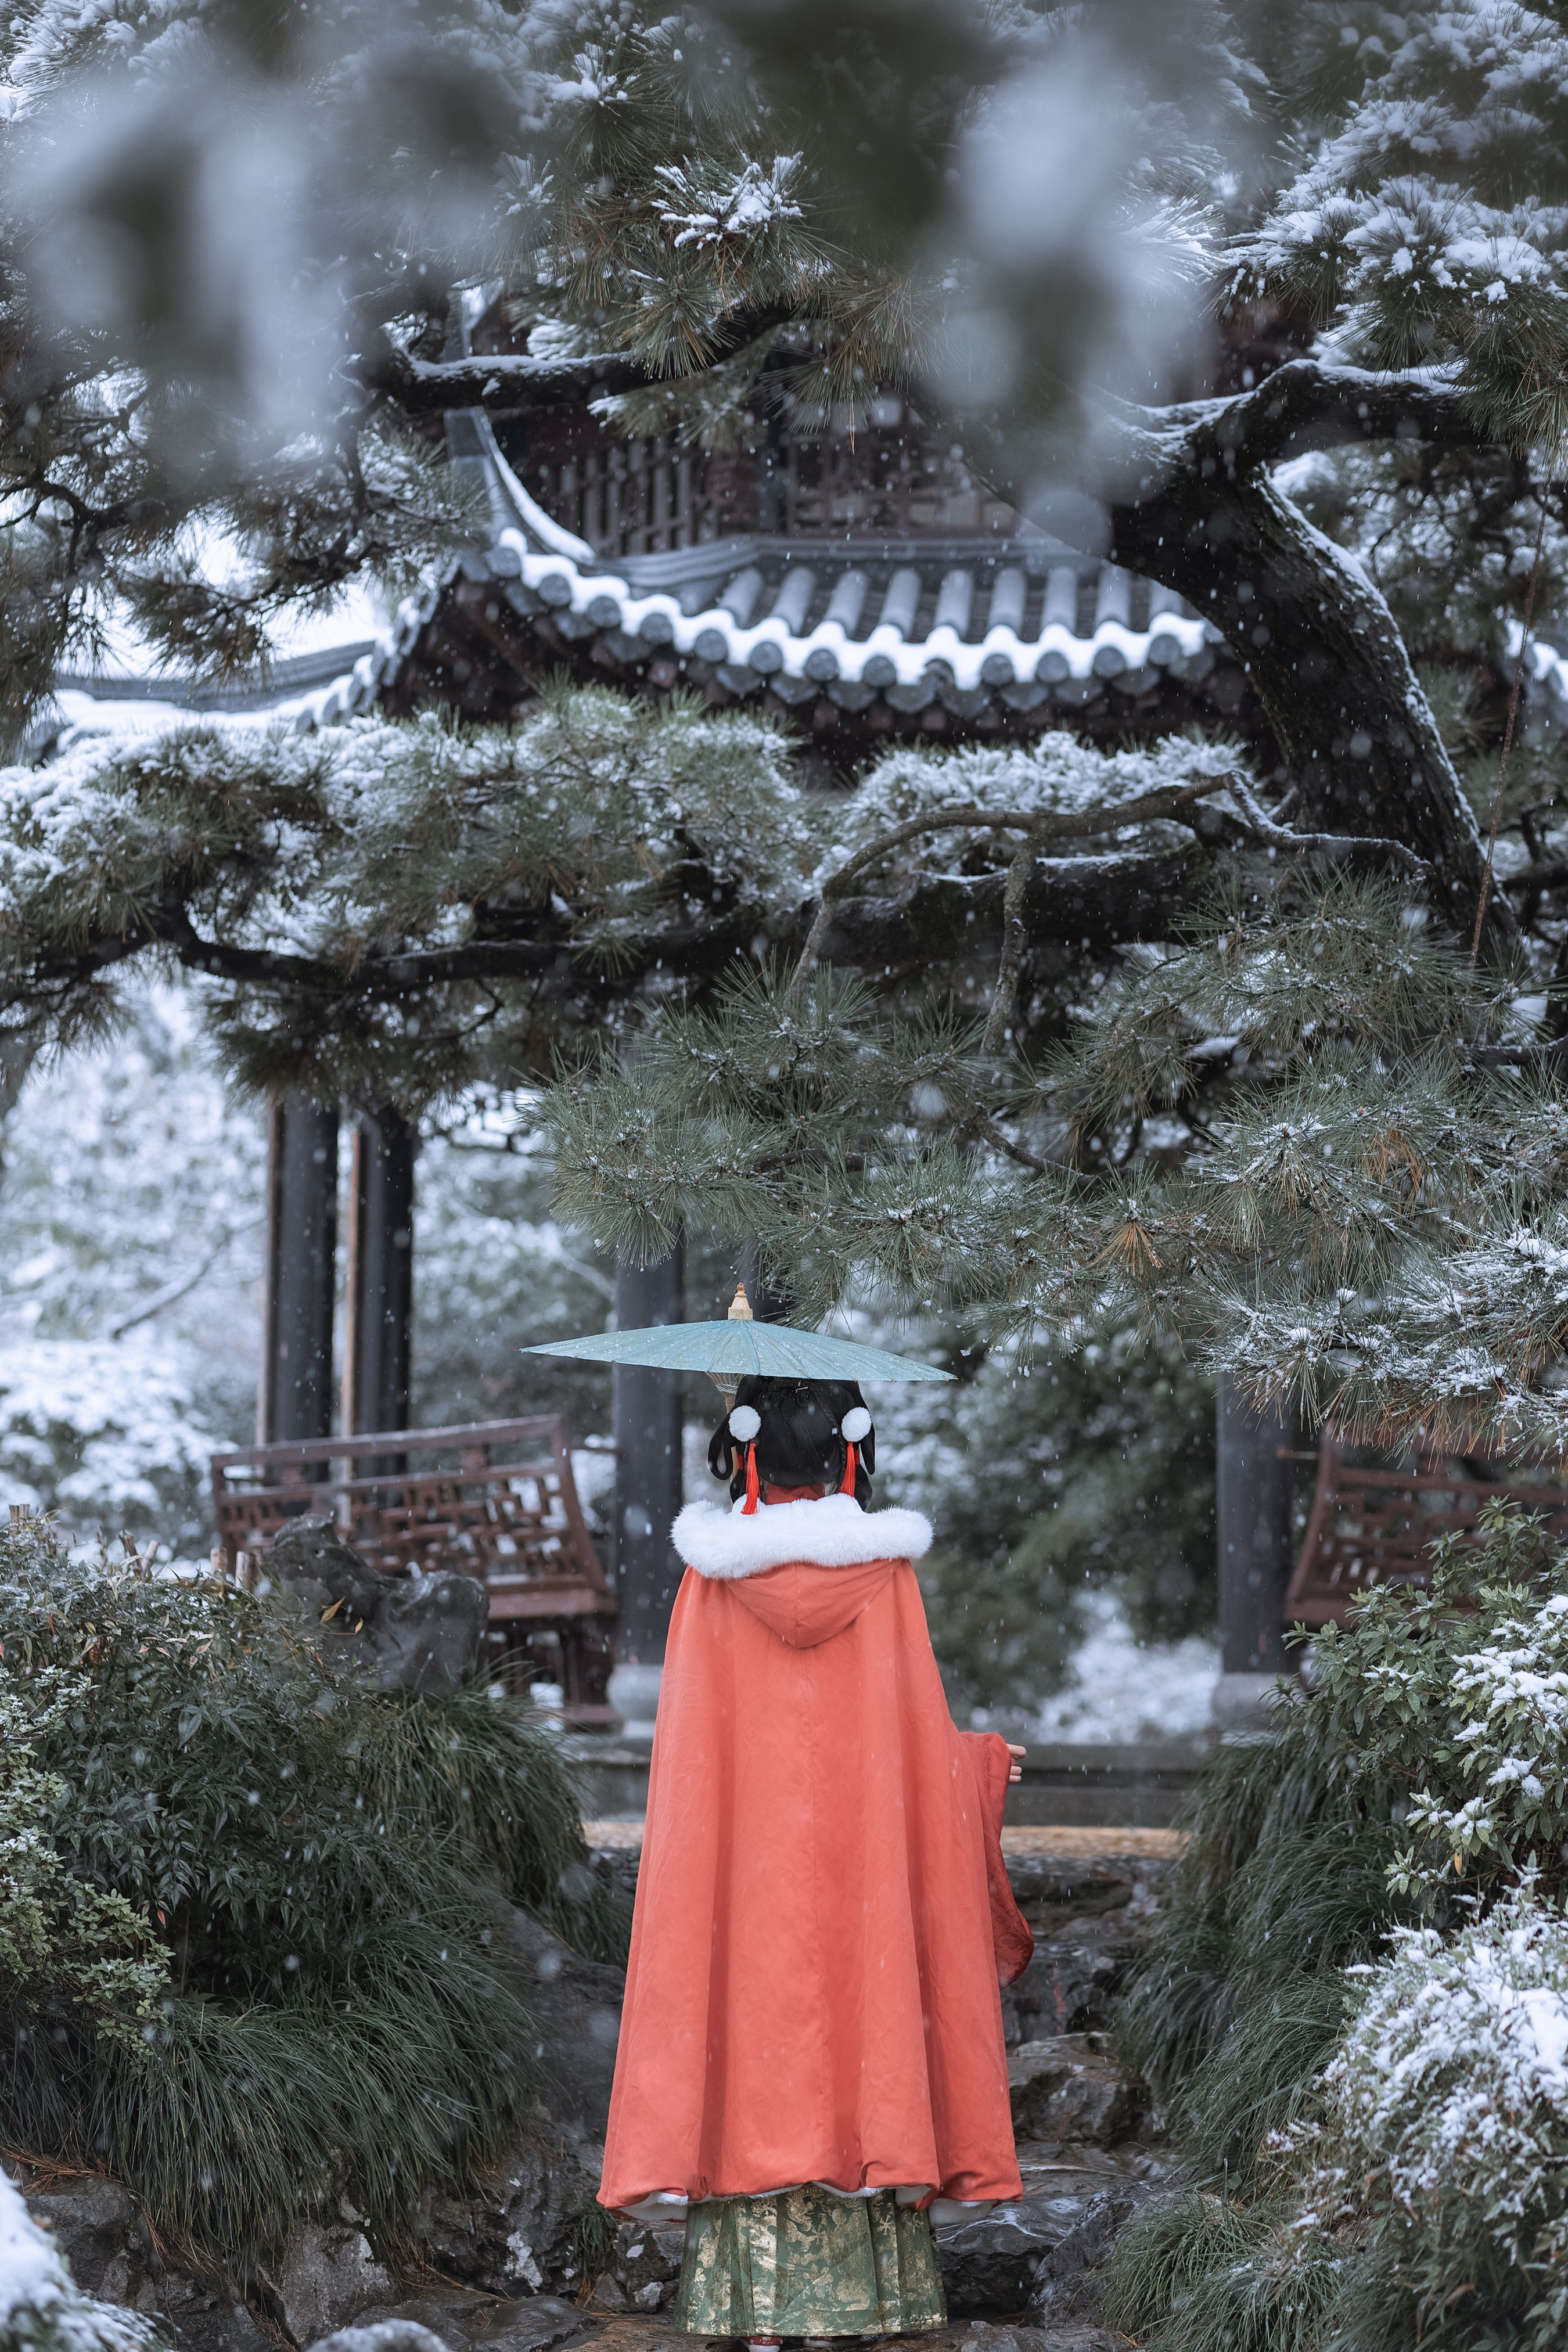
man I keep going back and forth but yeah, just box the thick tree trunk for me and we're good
[971,362,1513,952]
[1107,466,1504,945]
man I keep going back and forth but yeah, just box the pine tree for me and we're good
[1,0,1564,922]
[8,2,1568,1459]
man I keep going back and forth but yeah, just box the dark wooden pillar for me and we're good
[343,1106,415,1441]
[259,1093,339,1446]
[612,1245,685,1664]
[1214,1374,1295,1720]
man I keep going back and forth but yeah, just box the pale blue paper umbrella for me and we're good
[522,1283,952,1398]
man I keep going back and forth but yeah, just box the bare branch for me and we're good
[1221,771,1435,883]
[794,776,1233,978]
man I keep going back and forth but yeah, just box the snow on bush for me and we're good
[0,2171,157,2352]
[1304,1500,1568,1906]
[1400,1591,1568,1887]
[1279,1892,1568,2347]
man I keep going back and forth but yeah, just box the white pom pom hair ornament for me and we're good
[728,1404,762,1443]
[840,1406,872,1443]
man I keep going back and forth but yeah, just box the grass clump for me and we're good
[0,1517,629,2272]
[1118,1731,1411,2178]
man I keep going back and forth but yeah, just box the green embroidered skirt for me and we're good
[672,2181,948,2339]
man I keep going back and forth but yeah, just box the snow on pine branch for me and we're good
[827,732,1246,886]
[653,155,804,250]
[1241,2,1568,438]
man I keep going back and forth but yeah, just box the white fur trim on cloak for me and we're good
[672,1492,933,1581]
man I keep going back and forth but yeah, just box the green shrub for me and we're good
[1115,1504,1568,2351]
[1285,1890,1568,2352]
[1,1682,166,2049]
[1305,1499,1568,1907]
[1119,1501,1568,2182]
[0,1519,629,2270]
[1099,2191,1274,2338]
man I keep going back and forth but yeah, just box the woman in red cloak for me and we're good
[599,1372,1032,2344]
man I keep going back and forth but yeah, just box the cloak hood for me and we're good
[672,1492,933,1581]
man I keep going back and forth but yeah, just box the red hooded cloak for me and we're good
[599,1491,1031,2218]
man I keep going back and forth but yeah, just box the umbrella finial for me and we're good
[728,1282,754,1322]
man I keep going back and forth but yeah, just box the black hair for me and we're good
[707,1375,875,1508]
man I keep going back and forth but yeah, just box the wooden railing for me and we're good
[1285,1430,1568,1628]
[210,1416,617,1723]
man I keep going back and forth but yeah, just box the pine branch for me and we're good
[359,303,803,420]
[1146,361,1481,476]
[795,776,1233,977]
[1220,770,1435,884]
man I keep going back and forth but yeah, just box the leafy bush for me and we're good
[0,1518,628,2271]
[1306,1501,1568,1905]
[1,1677,167,2072]
[1298,1892,1568,2350]
[1120,1502,1568,2178]
[1115,1504,1568,2351]
[1114,1895,1568,2352]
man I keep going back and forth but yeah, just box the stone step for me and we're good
[570,1741,1210,1829]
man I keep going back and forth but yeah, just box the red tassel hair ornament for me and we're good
[839,1405,871,1499]
[729,1404,763,1515]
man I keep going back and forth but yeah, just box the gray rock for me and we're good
[22,2176,141,2299]
[1008,2037,1143,2147]
[19,2170,280,2352]
[583,1846,641,1905]
[264,1517,487,1693]
[350,2294,588,2352]
[961,2325,1119,2352]
[936,2193,1095,2314]
[1028,2188,1147,2318]
[1000,1940,1135,2045]
[414,2124,604,2297]
[373,1566,488,1695]
[594,2219,684,2313]
[262,2222,396,2348]
[504,1912,624,2138]
[465,2296,591,2352]
[267,1519,386,1621]
[306,2328,453,2352]
[134,2272,276,2352]
[1001,1860,1135,1930]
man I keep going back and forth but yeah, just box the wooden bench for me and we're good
[210,1416,617,1724]
[1285,1427,1568,1629]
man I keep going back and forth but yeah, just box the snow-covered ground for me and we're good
[1012,1589,1219,1742]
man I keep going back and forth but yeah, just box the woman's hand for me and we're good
[1006,1742,1026,1785]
